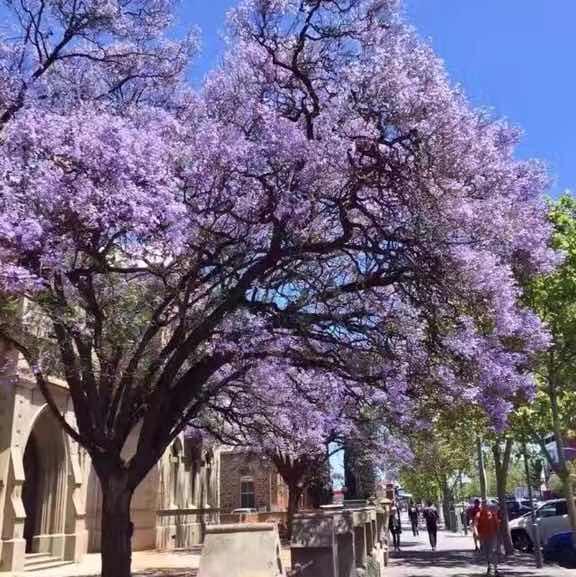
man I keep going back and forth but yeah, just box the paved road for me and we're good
[387,527,573,577]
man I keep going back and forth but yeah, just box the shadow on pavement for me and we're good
[393,547,563,576]
[393,547,484,568]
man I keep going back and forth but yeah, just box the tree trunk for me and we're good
[477,437,487,501]
[441,475,454,531]
[493,439,514,556]
[100,472,135,577]
[286,482,303,542]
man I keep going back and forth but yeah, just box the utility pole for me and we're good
[477,437,487,501]
[523,442,543,568]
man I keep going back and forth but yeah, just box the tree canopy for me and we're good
[0,1,558,575]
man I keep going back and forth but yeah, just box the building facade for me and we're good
[0,342,219,573]
[219,449,289,513]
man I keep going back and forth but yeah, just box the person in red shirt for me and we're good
[475,501,501,576]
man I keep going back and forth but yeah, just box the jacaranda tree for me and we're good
[0,1,557,575]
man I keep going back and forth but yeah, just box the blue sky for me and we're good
[178,0,576,197]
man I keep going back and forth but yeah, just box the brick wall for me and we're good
[219,450,288,512]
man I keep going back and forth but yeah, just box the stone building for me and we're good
[0,343,219,574]
[219,448,289,513]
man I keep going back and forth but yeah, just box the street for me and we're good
[387,525,573,577]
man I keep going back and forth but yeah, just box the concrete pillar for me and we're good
[199,523,284,577]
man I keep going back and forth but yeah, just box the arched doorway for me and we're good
[22,434,40,552]
[21,408,67,555]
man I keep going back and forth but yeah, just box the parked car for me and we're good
[510,499,571,552]
[505,499,533,521]
[543,532,576,567]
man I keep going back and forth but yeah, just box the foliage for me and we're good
[0,1,558,575]
[400,408,477,502]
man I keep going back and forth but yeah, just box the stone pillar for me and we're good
[0,449,26,573]
[365,520,373,557]
[378,498,391,566]
[0,346,26,574]
[291,510,338,577]
[63,439,88,562]
[353,524,366,569]
[336,531,355,577]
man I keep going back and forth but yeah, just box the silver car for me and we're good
[509,499,570,552]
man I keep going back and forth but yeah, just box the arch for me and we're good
[21,406,68,555]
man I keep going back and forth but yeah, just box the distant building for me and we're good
[218,448,289,512]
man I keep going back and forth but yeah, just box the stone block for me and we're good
[198,523,284,577]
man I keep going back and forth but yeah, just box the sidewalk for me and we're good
[11,550,201,577]
[388,527,573,577]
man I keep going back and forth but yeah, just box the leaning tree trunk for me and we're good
[99,471,135,577]
[493,439,514,556]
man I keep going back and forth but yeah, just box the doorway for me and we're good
[22,433,40,552]
[21,408,67,555]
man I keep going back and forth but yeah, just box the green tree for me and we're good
[400,409,477,528]
[523,194,576,534]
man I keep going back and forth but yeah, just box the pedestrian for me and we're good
[468,498,481,551]
[389,505,402,552]
[475,501,501,576]
[422,501,439,551]
[408,500,419,536]
[460,507,468,535]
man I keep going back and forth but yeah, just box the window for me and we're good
[537,504,557,519]
[556,501,568,516]
[240,478,256,509]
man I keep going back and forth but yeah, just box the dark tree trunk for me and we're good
[477,437,487,501]
[441,475,454,531]
[99,471,135,577]
[286,482,304,542]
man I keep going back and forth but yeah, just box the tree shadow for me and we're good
[392,547,485,569]
[392,547,565,576]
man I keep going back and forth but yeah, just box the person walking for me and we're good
[389,505,402,552]
[475,501,501,576]
[423,501,439,551]
[468,498,481,551]
[408,501,420,536]
[460,507,468,535]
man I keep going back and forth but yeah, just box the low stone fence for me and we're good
[156,508,290,550]
[155,508,220,550]
[290,499,391,577]
[220,511,289,539]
